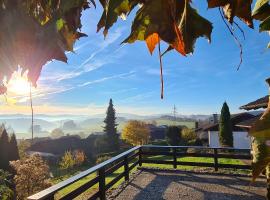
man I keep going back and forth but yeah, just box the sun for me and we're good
[7,71,31,96]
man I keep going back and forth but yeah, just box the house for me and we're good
[202,113,256,149]
[238,95,269,129]
[239,95,269,111]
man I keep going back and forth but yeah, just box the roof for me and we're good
[240,95,269,111]
[199,112,255,132]
[235,114,262,129]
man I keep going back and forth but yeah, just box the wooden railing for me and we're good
[28,145,251,200]
[141,145,251,171]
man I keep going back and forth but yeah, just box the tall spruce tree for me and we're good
[219,102,233,147]
[103,99,119,151]
[0,128,10,170]
[9,134,19,161]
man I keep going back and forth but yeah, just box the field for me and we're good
[52,155,249,199]
[150,119,195,129]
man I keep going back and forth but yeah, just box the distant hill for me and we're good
[0,118,57,133]
[0,113,210,139]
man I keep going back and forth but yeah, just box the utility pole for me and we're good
[173,105,177,125]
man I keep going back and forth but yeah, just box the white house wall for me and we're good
[208,131,251,149]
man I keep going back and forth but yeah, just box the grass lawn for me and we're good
[141,155,249,172]
[51,155,249,199]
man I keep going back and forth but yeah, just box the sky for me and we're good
[0,1,270,116]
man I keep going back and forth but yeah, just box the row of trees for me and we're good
[0,126,19,170]
[121,119,198,147]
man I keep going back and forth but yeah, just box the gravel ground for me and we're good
[107,168,266,200]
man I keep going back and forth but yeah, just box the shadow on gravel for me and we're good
[128,169,266,200]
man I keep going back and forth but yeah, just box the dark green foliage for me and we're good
[103,99,119,151]
[0,170,14,200]
[9,134,19,162]
[166,126,182,146]
[219,102,233,147]
[0,128,10,170]
[0,126,20,171]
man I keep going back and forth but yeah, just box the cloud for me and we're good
[78,71,136,87]
[146,68,169,76]
[100,87,137,95]
[0,102,170,116]
[40,27,126,83]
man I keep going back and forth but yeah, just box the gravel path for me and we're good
[107,169,266,200]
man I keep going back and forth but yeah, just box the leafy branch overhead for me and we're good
[0,0,265,92]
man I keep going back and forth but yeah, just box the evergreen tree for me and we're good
[9,134,19,161]
[0,127,10,170]
[219,102,233,147]
[103,99,119,150]
[166,126,182,146]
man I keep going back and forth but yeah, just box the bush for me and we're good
[0,170,14,200]
[166,126,182,146]
[10,155,51,199]
[59,151,75,171]
[182,128,197,142]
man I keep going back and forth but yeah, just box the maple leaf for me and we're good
[97,0,142,36]
[252,0,270,21]
[0,0,89,86]
[123,0,212,56]
[145,33,160,54]
[122,0,186,55]
[177,2,213,54]
[208,0,254,28]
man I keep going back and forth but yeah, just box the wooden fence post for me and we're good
[139,147,142,167]
[99,167,106,200]
[173,148,177,169]
[214,149,218,171]
[124,156,129,181]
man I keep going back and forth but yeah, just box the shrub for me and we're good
[166,126,182,146]
[74,150,86,166]
[10,155,51,199]
[182,128,197,142]
[59,151,75,170]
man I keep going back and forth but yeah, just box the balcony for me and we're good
[27,146,266,200]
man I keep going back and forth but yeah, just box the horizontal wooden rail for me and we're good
[140,145,251,171]
[28,146,141,200]
[28,145,251,200]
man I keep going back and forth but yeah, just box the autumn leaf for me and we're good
[250,78,270,181]
[251,138,270,181]
[177,2,212,54]
[145,33,160,54]
[0,0,89,86]
[122,0,186,55]
[208,0,254,28]
[97,0,141,36]
[252,0,270,21]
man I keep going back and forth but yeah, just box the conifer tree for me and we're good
[219,102,233,147]
[0,127,10,170]
[9,134,19,161]
[103,99,119,150]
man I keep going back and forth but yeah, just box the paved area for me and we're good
[108,169,266,200]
